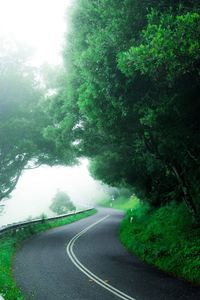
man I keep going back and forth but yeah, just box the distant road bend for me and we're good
[14,208,200,300]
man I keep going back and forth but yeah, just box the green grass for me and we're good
[120,201,200,284]
[100,195,139,211]
[0,209,96,300]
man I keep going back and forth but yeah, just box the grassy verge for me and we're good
[100,195,139,211]
[120,201,200,284]
[0,209,96,300]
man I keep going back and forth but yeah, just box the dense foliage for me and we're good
[46,0,200,220]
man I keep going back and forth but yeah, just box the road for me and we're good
[13,208,200,300]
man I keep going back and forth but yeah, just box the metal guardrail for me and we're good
[0,208,93,236]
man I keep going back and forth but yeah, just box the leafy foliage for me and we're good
[118,10,200,83]
[46,0,200,221]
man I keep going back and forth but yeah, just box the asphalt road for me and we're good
[13,208,200,300]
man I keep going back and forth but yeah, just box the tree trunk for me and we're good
[171,164,199,223]
[140,126,199,222]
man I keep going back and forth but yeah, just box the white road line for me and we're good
[66,215,136,300]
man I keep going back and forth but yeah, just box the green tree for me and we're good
[0,40,56,200]
[117,8,200,219]
[50,191,75,215]
[46,0,200,221]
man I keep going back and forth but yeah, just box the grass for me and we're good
[120,200,200,284]
[100,195,139,211]
[0,209,96,300]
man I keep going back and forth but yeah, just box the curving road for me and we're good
[13,208,200,300]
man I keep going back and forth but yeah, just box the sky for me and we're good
[0,0,74,65]
[0,0,110,226]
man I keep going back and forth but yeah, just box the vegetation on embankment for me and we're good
[101,195,139,211]
[0,209,96,300]
[119,200,200,285]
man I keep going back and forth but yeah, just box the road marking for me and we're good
[66,215,136,300]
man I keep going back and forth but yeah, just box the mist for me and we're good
[0,0,74,66]
[0,159,110,226]
[0,0,113,227]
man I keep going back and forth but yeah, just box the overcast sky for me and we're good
[0,0,74,65]
[0,0,110,226]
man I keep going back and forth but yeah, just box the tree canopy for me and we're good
[1,1,200,222]
[45,0,200,221]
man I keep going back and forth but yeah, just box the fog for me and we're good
[0,0,112,227]
[0,159,109,226]
[0,0,74,66]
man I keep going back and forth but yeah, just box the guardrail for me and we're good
[0,208,93,236]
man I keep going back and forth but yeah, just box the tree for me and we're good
[50,191,75,215]
[46,0,200,221]
[117,8,200,219]
[0,39,58,200]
